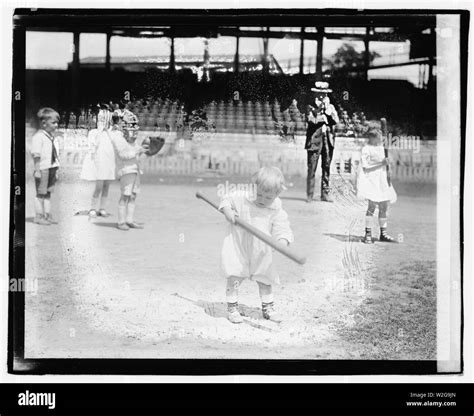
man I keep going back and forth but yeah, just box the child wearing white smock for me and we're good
[219,167,294,324]
[80,108,115,217]
[357,127,398,243]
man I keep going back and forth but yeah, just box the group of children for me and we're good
[31,107,149,230]
[30,108,397,324]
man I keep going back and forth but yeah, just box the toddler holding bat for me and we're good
[219,167,294,324]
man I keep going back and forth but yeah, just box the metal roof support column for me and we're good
[234,33,240,73]
[316,26,324,79]
[263,27,270,74]
[105,32,111,72]
[299,27,305,75]
[169,36,175,73]
[71,31,80,110]
[364,27,371,80]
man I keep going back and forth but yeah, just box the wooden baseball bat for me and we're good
[380,117,391,187]
[196,191,306,265]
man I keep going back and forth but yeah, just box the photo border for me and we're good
[8,7,468,375]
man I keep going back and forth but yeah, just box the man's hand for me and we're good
[34,169,41,179]
[278,238,290,247]
[221,207,238,224]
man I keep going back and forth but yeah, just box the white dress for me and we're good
[80,129,116,181]
[357,144,397,203]
[218,191,294,286]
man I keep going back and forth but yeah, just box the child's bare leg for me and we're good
[99,181,110,215]
[34,196,49,225]
[226,276,243,324]
[43,194,58,224]
[34,196,44,218]
[257,281,273,304]
[226,276,242,303]
[117,194,130,230]
[257,281,282,322]
[43,196,51,216]
[363,200,377,243]
[126,193,136,224]
[101,181,110,198]
[126,193,143,228]
[90,181,103,215]
[379,200,388,225]
[378,201,396,242]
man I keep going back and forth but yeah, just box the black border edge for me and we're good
[1,382,474,410]
[9,359,439,376]
[8,8,467,376]
[9,16,26,375]
[459,9,469,376]
[12,8,442,27]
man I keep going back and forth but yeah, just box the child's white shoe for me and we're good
[117,223,130,231]
[44,214,58,224]
[98,209,111,217]
[262,302,283,323]
[33,215,50,225]
[227,303,243,324]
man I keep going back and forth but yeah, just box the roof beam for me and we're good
[25,26,415,43]
[14,10,437,28]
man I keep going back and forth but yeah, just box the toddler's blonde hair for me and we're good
[251,166,286,194]
[37,107,59,122]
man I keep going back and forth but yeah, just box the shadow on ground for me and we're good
[92,221,119,229]
[173,293,276,332]
[280,196,308,202]
[324,233,364,243]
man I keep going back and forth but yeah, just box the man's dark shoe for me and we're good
[321,193,334,203]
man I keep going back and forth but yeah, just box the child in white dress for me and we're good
[357,127,397,243]
[219,167,294,324]
[80,107,116,218]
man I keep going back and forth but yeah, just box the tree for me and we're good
[326,43,380,74]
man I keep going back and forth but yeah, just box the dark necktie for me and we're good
[45,131,58,165]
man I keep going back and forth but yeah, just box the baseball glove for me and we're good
[142,136,165,156]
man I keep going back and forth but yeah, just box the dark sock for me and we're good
[365,228,372,237]
[262,301,274,311]
[227,302,238,311]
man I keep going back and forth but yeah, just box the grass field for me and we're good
[24,171,437,360]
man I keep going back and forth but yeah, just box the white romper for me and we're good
[219,191,294,285]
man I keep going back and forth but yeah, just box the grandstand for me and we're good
[24,12,438,181]
[24,11,437,136]
[60,96,376,141]
[27,70,435,139]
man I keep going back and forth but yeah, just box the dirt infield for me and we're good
[24,173,436,360]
